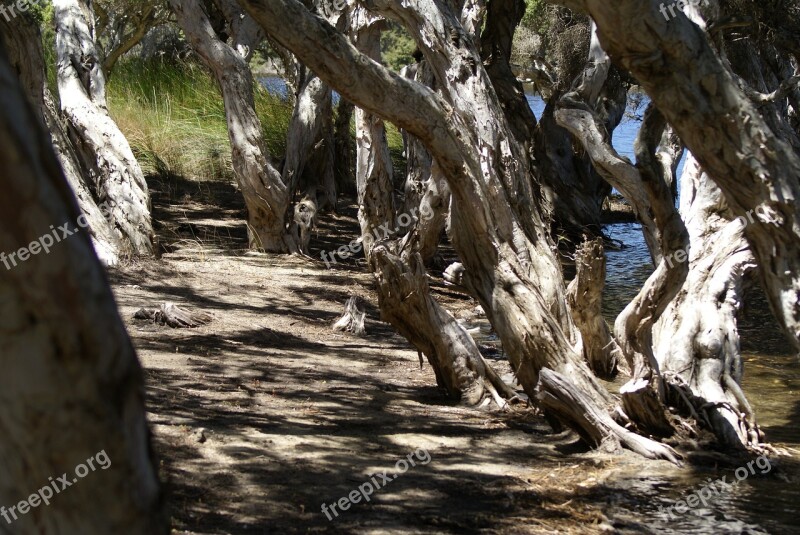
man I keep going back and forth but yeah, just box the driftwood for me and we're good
[134,303,213,328]
[332,296,366,336]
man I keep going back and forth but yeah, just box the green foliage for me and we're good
[107,58,293,181]
[521,0,550,31]
[381,23,416,71]
[39,5,57,95]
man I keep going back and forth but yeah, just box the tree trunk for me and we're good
[400,60,449,266]
[0,41,166,534]
[0,12,121,266]
[53,0,154,257]
[352,19,512,405]
[565,0,800,353]
[653,153,762,449]
[566,238,621,378]
[242,0,683,461]
[283,73,333,196]
[170,0,294,252]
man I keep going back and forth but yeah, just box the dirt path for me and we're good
[106,176,673,534]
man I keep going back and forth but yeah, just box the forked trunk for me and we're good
[242,0,682,461]
[654,154,762,449]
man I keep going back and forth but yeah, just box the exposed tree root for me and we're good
[536,368,683,465]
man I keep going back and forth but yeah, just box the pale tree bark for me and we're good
[558,0,800,353]
[531,19,625,236]
[399,60,449,266]
[53,0,154,257]
[2,10,120,266]
[241,0,682,461]
[478,0,602,235]
[0,41,166,534]
[556,105,686,436]
[554,107,661,262]
[170,0,297,252]
[352,17,512,406]
[556,8,768,450]
[654,153,762,449]
[283,72,335,204]
[613,104,689,438]
[566,238,622,378]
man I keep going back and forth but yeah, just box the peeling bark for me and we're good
[654,153,762,449]
[241,0,685,460]
[352,19,510,405]
[1,12,120,266]
[53,0,154,257]
[564,0,800,352]
[567,238,621,378]
[170,0,295,252]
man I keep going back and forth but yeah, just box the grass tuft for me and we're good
[107,58,293,182]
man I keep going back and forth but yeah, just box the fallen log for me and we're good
[134,303,213,328]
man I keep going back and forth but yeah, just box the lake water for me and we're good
[530,93,800,535]
[262,78,800,533]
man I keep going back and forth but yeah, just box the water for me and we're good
[589,99,800,535]
[525,92,799,533]
[602,219,800,535]
[262,75,799,532]
[259,76,340,104]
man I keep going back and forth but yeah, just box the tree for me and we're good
[240,0,681,461]
[53,0,155,257]
[556,0,800,356]
[0,38,166,534]
[1,9,125,267]
[170,0,302,252]
[94,0,172,78]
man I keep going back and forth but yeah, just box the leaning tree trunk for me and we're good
[653,153,762,449]
[0,41,166,534]
[170,0,297,252]
[53,0,154,257]
[565,0,800,353]
[557,100,690,437]
[352,18,512,406]
[0,12,120,266]
[241,0,682,461]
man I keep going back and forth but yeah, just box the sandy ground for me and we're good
[105,175,681,534]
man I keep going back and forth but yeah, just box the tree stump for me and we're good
[332,296,366,336]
